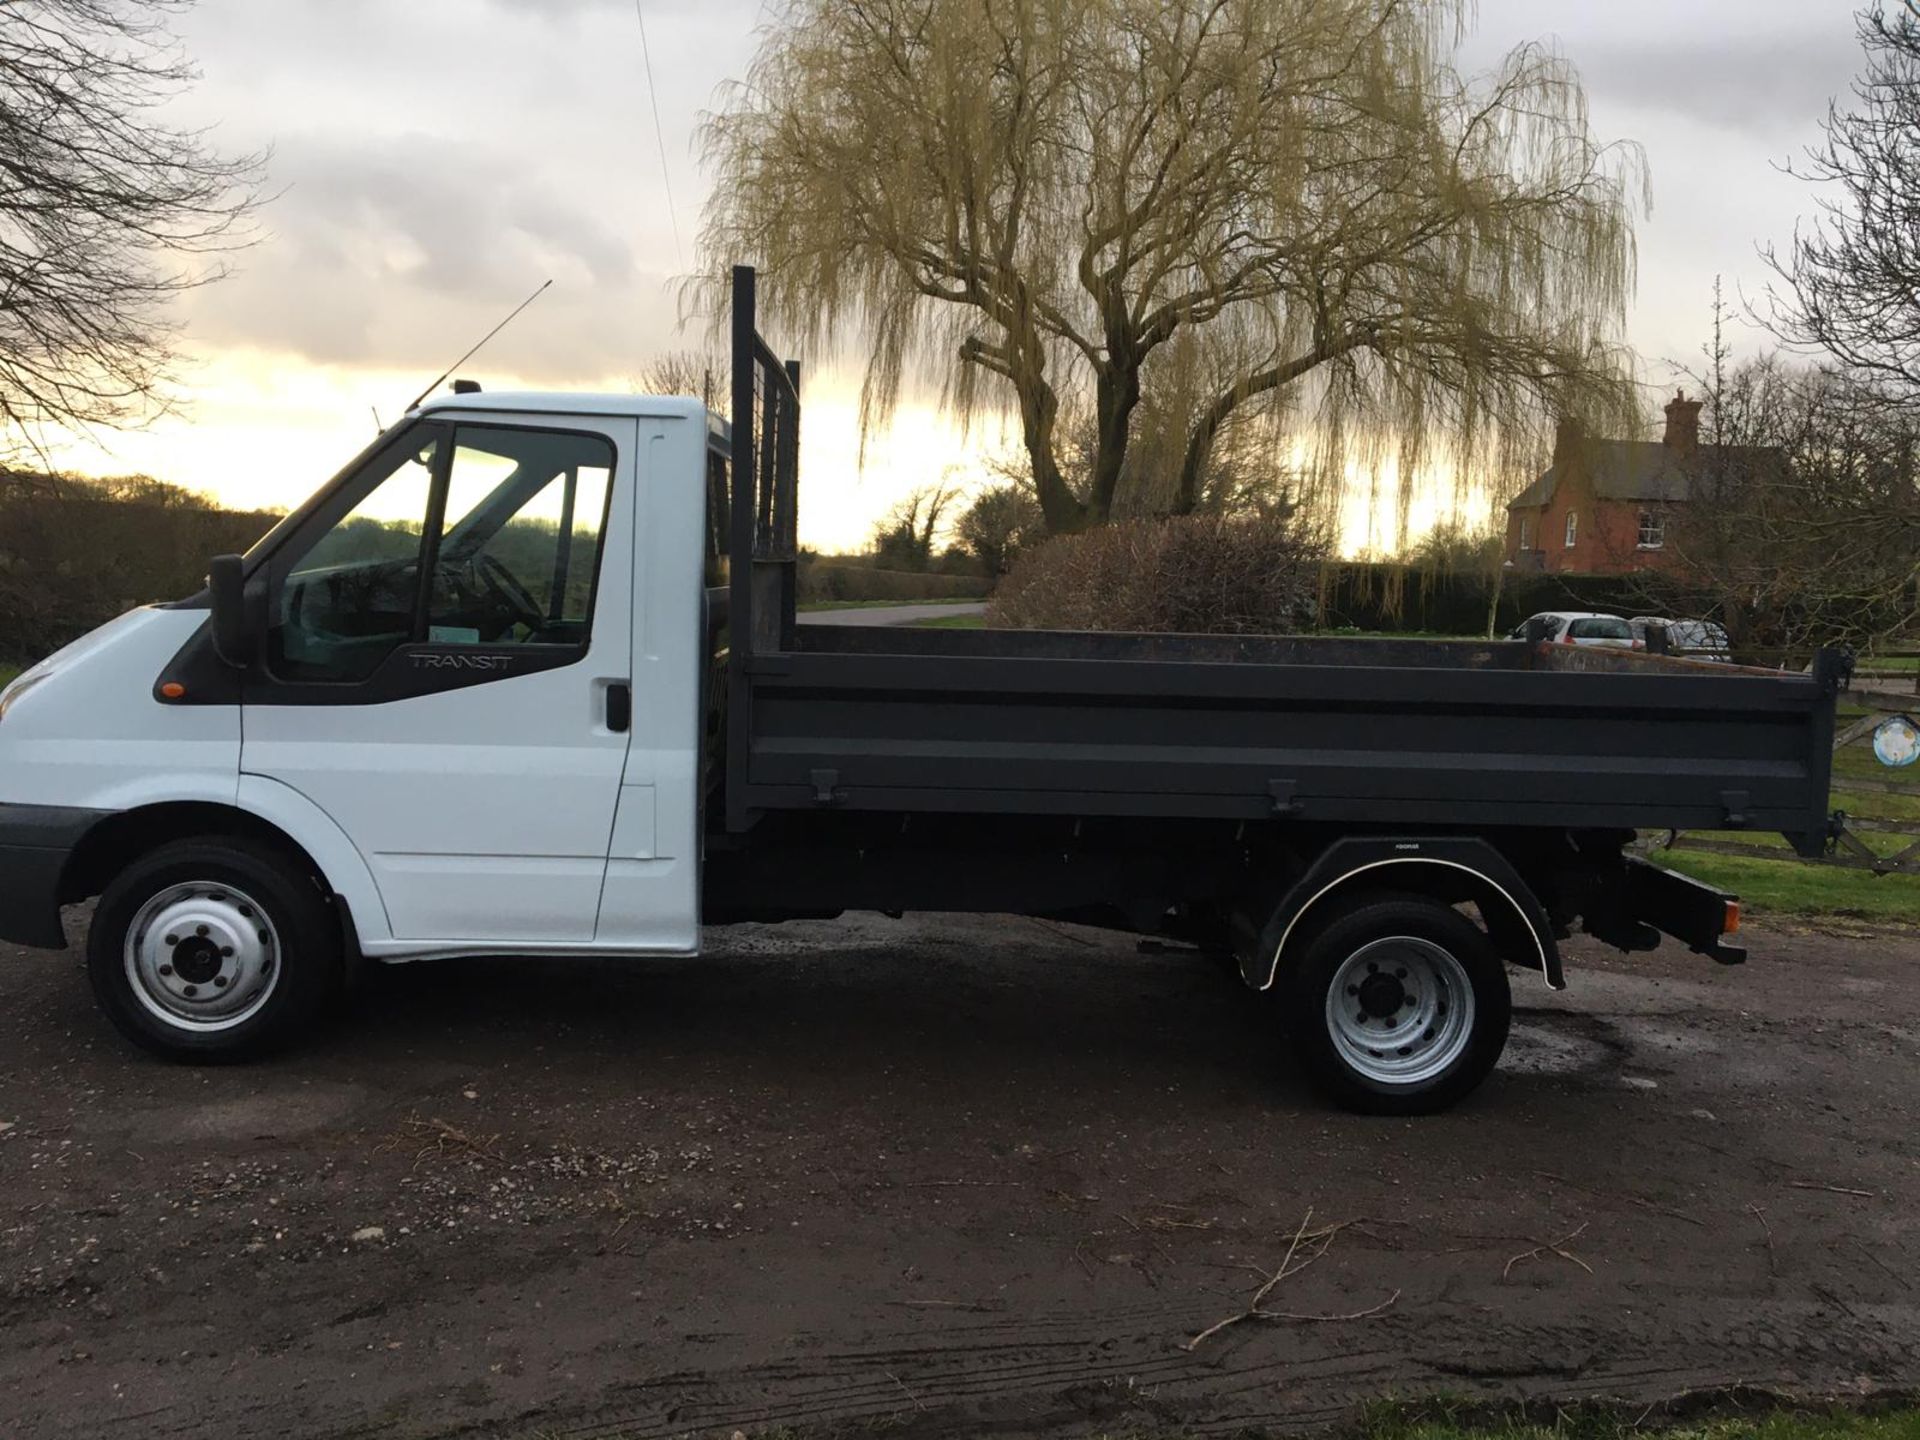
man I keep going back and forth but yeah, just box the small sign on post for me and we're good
[1874,715,1919,769]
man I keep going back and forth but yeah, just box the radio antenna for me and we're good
[404,278,553,412]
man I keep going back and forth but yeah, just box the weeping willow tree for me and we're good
[699,0,1645,534]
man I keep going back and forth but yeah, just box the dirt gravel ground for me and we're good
[1,908,1917,1439]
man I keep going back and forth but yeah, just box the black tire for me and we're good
[1277,891,1511,1115]
[86,836,343,1061]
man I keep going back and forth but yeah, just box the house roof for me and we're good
[1507,440,1774,510]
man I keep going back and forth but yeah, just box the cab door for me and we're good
[239,415,636,945]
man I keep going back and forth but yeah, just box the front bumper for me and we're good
[0,803,109,949]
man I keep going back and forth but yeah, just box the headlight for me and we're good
[0,669,51,724]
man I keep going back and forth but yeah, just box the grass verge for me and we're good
[798,597,985,612]
[1359,1399,1920,1440]
[913,614,988,629]
[0,663,19,688]
[1653,848,1920,922]
[706,1398,1920,1440]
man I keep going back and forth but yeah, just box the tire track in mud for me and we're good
[407,1298,1920,1440]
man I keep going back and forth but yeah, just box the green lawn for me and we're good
[1362,1403,1920,1440]
[1857,650,1920,673]
[797,596,985,612]
[912,613,988,629]
[1651,716,1920,921]
[1654,848,1920,922]
[0,664,20,689]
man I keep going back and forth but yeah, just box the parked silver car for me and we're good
[1629,616,1733,662]
[1508,611,1640,648]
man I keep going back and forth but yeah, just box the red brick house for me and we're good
[1505,392,1711,574]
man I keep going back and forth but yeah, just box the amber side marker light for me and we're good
[160,682,187,700]
[1724,901,1742,935]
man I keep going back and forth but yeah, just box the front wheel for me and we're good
[1278,892,1511,1115]
[86,837,343,1061]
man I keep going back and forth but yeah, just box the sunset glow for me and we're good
[31,0,1861,556]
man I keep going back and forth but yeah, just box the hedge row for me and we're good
[0,484,278,666]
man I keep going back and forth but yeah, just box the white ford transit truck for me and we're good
[0,269,1837,1113]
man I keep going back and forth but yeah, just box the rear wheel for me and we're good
[1278,892,1510,1115]
[86,837,343,1061]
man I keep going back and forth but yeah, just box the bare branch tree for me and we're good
[634,348,727,414]
[697,0,1643,534]
[1662,358,1920,652]
[0,0,261,461]
[1762,2,1920,397]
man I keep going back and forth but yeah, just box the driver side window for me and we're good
[269,422,616,684]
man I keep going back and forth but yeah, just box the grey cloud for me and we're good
[158,0,755,383]
[482,0,756,18]
[510,196,634,288]
[1548,24,1861,135]
[282,138,637,298]
[182,135,655,376]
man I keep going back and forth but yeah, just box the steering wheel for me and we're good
[470,554,545,633]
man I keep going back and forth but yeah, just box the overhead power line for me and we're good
[634,0,685,271]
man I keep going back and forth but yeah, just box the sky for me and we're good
[34,0,1869,554]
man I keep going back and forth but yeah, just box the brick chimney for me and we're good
[1664,389,1702,452]
[1553,415,1584,463]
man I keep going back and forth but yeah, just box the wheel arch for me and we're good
[59,786,389,948]
[1246,837,1562,993]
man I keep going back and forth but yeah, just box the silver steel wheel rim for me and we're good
[1324,936,1476,1087]
[123,881,281,1033]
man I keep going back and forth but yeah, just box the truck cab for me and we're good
[0,390,719,964]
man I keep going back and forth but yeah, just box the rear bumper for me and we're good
[1624,855,1746,964]
[0,803,108,949]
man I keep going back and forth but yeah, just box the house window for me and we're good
[1637,510,1665,549]
[1518,517,1534,550]
[1564,511,1578,548]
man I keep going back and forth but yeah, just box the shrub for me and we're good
[987,512,1327,634]
[956,483,1044,575]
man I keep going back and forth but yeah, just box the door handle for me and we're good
[606,681,631,733]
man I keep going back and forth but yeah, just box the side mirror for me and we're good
[208,553,256,668]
